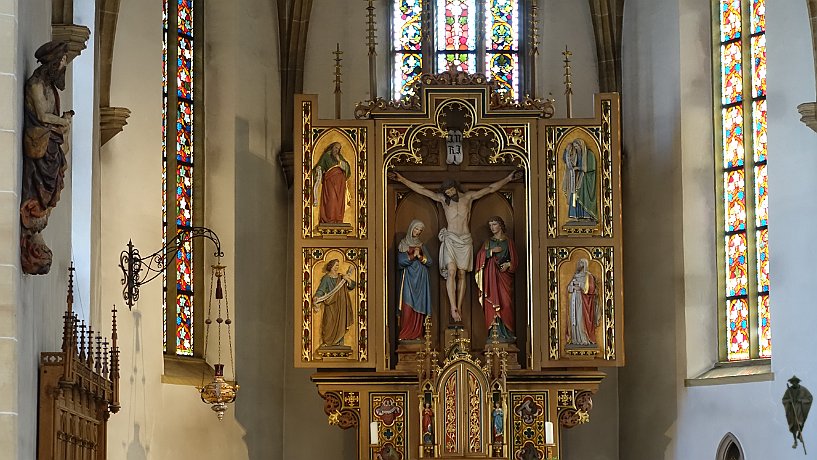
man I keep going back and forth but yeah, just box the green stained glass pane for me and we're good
[437,52,475,73]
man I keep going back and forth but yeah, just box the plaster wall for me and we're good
[619,0,817,458]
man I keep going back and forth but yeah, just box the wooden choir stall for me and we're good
[293,70,623,460]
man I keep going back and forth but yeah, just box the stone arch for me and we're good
[716,432,745,460]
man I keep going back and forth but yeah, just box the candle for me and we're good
[545,421,554,445]
[370,421,379,445]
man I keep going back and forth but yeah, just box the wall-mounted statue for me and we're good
[389,170,521,323]
[312,141,351,225]
[397,219,433,341]
[475,216,517,342]
[313,258,356,349]
[21,41,73,275]
[562,138,597,224]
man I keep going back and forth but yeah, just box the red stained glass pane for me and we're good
[176,101,193,163]
[758,294,771,357]
[176,164,193,227]
[724,170,746,232]
[727,298,750,360]
[177,35,193,100]
[437,0,475,51]
[753,99,767,163]
[725,233,748,297]
[721,42,743,105]
[754,164,767,227]
[752,0,765,34]
[722,105,744,168]
[756,228,769,293]
[720,0,741,41]
[751,34,766,98]
[176,293,193,355]
[177,0,193,36]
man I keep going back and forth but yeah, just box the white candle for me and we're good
[370,421,379,445]
[545,421,554,445]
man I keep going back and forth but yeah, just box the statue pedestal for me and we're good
[395,341,423,371]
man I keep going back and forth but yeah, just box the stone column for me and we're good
[798,0,817,132]
[0,0,20,457]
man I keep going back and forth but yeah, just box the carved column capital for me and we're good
[100,106,131,146]
[798,102,817,134]
[51,24,91,62]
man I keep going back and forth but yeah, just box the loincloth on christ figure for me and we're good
[438,228,473,279]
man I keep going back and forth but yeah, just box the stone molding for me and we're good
[100,106,131,146]
[798,102,817,134]
[51,24,91,63]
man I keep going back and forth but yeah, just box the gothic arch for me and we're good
[716,432,745,460]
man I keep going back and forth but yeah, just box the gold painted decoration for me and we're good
[444,373,458,453]
[467,370,483,453]
[547,247,615,361]
[300,247,368,364]
[371,393,408,460]
[322,390,360,429]
[510,392,547,459]
[557,390,593,428]
[302,123,368,239]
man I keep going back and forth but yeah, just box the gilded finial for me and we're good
[365,0,378,99]
[563,45,574,118]
[333,43,343,119]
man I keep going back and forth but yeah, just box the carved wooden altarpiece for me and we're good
[293,71,623,459]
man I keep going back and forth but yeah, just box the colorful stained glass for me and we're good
[437,0,475,51]
[720,0,741,42]
[724,170,746,232]
[722,105,744,168]
[393,0,423,50]
[487,0,517,51]
[752,100,767,163]
[756,228,769,293]
[487,53,517,96]
[394,53,423,100]
[176,101,193,163]
[721,42,743,105]
[177,36,193,100]
[176,236,193,292]
[162,35,168,95]
[725,233,748,297]
[176,293,193,356]
[437,52,475,73]
[751,0,765,34]
[177,0,193,36]
[176,165,193,227]
[754,163,767,227]
[751,34,766,97]
[758,294,771,357]
[727,298,750,360]
[163,0,168,31]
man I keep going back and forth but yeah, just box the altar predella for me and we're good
[292,70,624,460]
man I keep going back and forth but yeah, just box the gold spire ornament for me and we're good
[333,43,344,119]
[563,46,574,118]
[198,262,239,420]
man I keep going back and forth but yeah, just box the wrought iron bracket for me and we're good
[119,226,224,310]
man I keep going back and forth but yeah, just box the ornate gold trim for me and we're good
[370,393,408,459]
[557,390,593,428]
[322,390,360,430]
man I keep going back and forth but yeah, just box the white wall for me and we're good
[619,0,817,458]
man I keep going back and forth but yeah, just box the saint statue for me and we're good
[492,401,504,443]
[474,216,517,342]
[313,259,356,347]
[422,402,434,444]
[389,170,522,322]
[567,258,601,346]
[312,142,351,225]
[20,41,73,275]
[783,375,812,452]
[397,219,433,341]
[562,139,597,223]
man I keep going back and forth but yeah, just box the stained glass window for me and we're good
[716,0,769,361]
[391,0,522,100]
[163,0,198,356]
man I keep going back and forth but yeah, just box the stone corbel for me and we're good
[100,106,131,146]
[801,0,817,133]
[51,24,91,63]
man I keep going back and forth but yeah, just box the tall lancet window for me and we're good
[391,0,523,100]
[163,0,203,357]
[715,0,769,361]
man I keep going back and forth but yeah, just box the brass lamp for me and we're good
[197,262,239,420]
